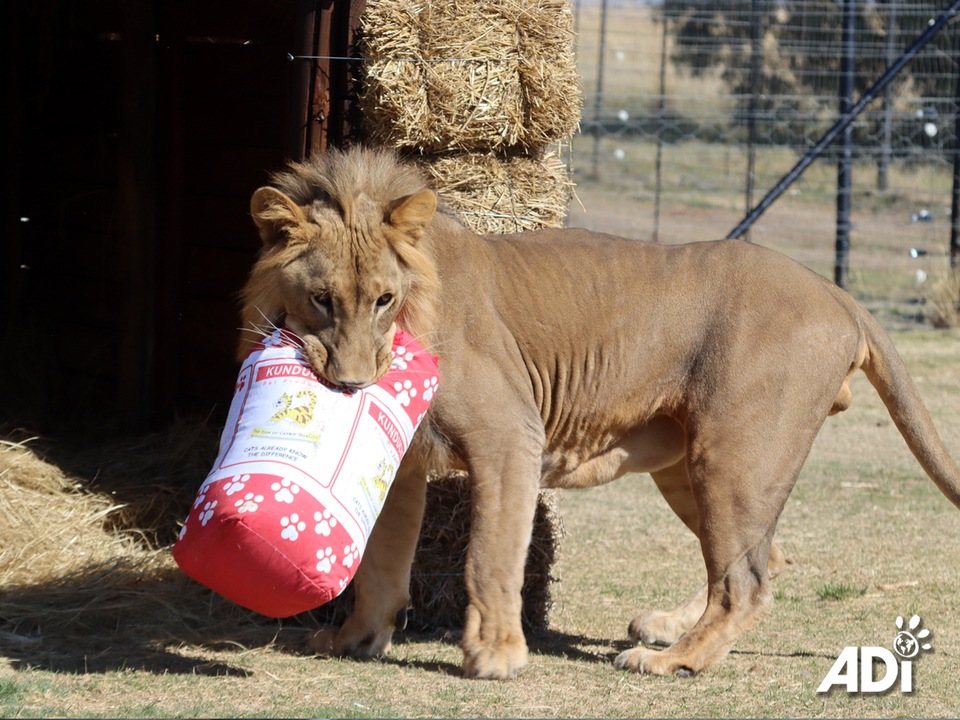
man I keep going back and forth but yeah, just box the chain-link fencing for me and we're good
[568,0,960,328]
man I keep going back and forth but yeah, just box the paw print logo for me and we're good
[391,345,415,371]
[316,546,337,573]
[280,513,307,541]
[192,491,207,509]
[199,500,218,526]
[235,492,264,513]
[422,376,438,402]
[314,509,338,536]
[893,615,933,658]
[224,474,250,496]
[342,542,361,568]
[392,379,416,407]
[271,478,300,503]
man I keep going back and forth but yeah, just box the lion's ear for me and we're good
[388,189,437,242]
[250,187,306,246]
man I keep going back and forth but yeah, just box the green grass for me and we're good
[815,582,868,602]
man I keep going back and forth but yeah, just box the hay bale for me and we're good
[313,471,562,633]
[360,0,581,154]
[0,435,278,669]
[420,149,574,234]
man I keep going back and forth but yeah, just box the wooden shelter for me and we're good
[3,0,366,433]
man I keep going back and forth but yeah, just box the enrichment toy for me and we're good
[173,327,438,617]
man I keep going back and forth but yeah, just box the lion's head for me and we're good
[239,147,439,388]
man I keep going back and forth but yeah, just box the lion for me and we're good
[239,146,960,680]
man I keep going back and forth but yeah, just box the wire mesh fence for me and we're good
[568,0,960,328]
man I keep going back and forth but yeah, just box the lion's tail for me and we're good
[855,301,960,511]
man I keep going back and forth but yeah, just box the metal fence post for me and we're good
[835,0,856,290]
[589,0,609,179]
[878,0,898,191]
[653,1,669,243]
[745,0,764,242]
[951,25,960,272]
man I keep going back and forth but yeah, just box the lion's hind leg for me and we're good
[616,527,778,677]
[619,399,819,675]
[629,544,785,648]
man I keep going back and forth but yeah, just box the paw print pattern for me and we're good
[342,542,361,568]
[392,379,416,407]
[422,376,439,402]
[193,491,207,509]
[271,478,300,503]
[280,513,307,541]
[314,509,338,536]
[199,500,218,526]
[316,546,338,573]
[391,345,415,371]
[224,474,250,496]
[235,492,264,513]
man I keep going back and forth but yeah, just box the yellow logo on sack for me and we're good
[269,390,317,428]
[360,458,394,506]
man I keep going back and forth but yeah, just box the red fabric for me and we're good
[173,471,357,617]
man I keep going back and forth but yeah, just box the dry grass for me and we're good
[360,0,580,154]
[421,149,574,234]
[0,427,288,677]
[930,268,960,328]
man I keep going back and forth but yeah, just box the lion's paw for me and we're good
[462,639,528,680]
[614,647,696,677]
[306,627,339,655]
[628,610,688,647]
[319,617,394,659]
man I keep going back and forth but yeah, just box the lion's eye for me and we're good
[376,293,394,308]
[312,292,333,311]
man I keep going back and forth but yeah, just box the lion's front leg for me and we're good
[309,457,427,659]
[460,445,542,679]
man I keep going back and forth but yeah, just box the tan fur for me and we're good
[241,147,960,680]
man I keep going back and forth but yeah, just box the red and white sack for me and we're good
[173,327,438,618]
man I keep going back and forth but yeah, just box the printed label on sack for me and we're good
[200,327,437,548]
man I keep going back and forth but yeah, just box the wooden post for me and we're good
[116,0,157,432]
[288,1,320,162]
[288,0,367,161]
